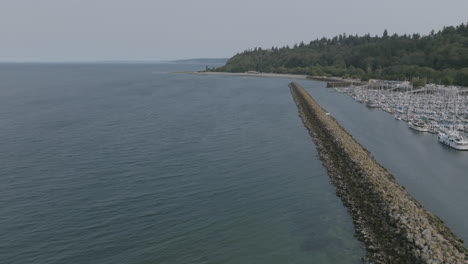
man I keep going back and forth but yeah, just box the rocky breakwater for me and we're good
[289,82,468,264]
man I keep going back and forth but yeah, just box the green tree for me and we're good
[412,79,426,87]
[441,76,454,86]
[383,29,389,39]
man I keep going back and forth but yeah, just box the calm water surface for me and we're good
[299,80,468,245]
[0,64,363,264]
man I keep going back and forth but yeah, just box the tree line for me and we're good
[213,23,468,86]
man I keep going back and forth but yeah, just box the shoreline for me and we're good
[289,81,467,263]
[178,71,366,87]
[177,71,309,80]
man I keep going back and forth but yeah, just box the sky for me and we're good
[1,0,467,62]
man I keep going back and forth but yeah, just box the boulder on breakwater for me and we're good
[289,82,468,264]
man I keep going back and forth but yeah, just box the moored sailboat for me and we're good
[409,120,429,132]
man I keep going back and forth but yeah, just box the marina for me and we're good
[335,81,468,150]
[290,81,468,263]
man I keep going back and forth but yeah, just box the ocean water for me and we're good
[299,81,468,244]
[0,63,364,264]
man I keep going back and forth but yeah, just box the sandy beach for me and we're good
[179,71,309,80]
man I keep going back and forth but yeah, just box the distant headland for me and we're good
[171,58,229,64]
[210,23,468,87]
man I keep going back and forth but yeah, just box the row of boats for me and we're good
[335,83,468,150]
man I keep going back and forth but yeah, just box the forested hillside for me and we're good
[214,23,468,86]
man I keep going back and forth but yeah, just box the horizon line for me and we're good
[0,58,229,64]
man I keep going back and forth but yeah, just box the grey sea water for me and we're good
[0,64,364,264]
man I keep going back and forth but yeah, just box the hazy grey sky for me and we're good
[1,0,467,62]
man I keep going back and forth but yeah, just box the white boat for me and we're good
[383,107,394,113]
[366,101,380,108]
[409,121,429,132]
[438,131,468,150]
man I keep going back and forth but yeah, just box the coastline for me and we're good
[289,81,468,263]
[178,71,367,87]
[177,71,309,80]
